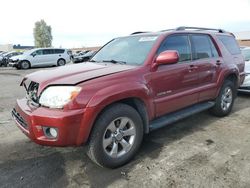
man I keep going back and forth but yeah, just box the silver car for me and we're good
[239,47,250,93]
[9,48,71,69]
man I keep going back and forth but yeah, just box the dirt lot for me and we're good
[0,66,250,188]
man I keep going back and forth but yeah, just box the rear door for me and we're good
[55,49,66,63]
[151,34,199,117]
[190,34,222,101]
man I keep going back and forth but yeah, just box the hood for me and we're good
[10,54,25,60]
[24,62,135,94]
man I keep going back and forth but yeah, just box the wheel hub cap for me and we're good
[103,117,136,158]
[221,86,233,111]
[114,130,123,141]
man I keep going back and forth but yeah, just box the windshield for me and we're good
[242,48,250,61]
[91,35,159,65]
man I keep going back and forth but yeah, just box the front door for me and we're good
[31,49,44,66]
[150,34,199,117]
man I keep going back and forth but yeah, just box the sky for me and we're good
[1,0,250,48]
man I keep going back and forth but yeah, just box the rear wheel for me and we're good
[20,61,30,69]
[210,80,236,117]
[87,103,143,168]
[57,59,66,66]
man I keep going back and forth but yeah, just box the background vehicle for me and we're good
[0,51,22,67]
[12,27,245,168]
[73,51,96,63]
[238,47,250,93]
[9,48,71,69]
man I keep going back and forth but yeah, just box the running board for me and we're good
[149,101,215,131]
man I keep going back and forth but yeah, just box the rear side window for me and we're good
[158,35,191,62]
[191,35,219,60]
[54,49,65,54]
[217,35,241,55]
[43,49,54,55]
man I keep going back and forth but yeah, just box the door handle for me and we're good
[216,60,221,66]
[188,65,198,72]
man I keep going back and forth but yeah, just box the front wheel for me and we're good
[87,103,143,168]
[20,61,30,69]
[210,80,236,117]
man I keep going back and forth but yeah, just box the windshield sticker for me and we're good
[139,36,158,42]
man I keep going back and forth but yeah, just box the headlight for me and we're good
[39,86,82,108]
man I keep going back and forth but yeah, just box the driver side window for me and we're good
[32,50,43,56]
[157,35,191,62]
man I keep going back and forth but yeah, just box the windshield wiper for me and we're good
[89,59,96,62]
[102,59,126,64]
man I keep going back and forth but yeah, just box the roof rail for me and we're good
[175,26,226,33]
[160,28,175,32]
[130,31,149,35]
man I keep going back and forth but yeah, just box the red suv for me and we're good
[12,27,245,168]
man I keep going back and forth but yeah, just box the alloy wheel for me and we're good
[102,117,136,158]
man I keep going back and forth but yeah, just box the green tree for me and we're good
[33,20,53,47]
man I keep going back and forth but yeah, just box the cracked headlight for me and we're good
[39,86,82,108]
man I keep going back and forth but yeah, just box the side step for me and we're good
[149,101,215,131]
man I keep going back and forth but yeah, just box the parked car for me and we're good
[9,48,71,69]
[12,27,245,168]
[77,50,90,56]
[73,51,96,63]
[0,51,22,67]
[238,47,250,93]
[0,51,7,56]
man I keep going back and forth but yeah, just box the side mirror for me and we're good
[156,50,179,65]
[31,53,36,57]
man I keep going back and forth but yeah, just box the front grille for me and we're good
[27,81,39,104]
[12,108,28,129]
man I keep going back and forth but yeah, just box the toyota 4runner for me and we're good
[12,27,245,168]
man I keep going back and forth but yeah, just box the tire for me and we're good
[57,59,66,66]
[210,80,236,117]
[87,103,143,168]
[20,61,30,69]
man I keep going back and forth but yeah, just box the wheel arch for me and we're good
[86,98,149,143]
[215,71,239,98]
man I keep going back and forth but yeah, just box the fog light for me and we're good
[43,127,58,139]
[49,128,58,138]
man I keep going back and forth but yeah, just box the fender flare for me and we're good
[76,82,154,145]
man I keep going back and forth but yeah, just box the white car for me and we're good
[238,47,250,93]
[9,48,71,69]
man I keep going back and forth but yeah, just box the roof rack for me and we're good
[175,26,226,33]
[130,31,149,35]
[160,29,175,32]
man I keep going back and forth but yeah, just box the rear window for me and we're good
[55,49,65,54]
[217,35,241,55]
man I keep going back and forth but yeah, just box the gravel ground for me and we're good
[0,66,250,188]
